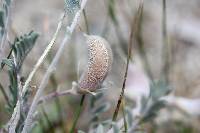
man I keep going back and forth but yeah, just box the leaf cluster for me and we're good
[140,80,172,123]
[1,31,38,113]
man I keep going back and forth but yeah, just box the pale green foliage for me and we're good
[1,31,38,113]
[140,80,171,123]
[12,31,38,71]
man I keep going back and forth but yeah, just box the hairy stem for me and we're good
[21,13,66,96]
[161,0,170,83]
[7,12,66,133]
[21,0,88,132]
[38,89,73,104]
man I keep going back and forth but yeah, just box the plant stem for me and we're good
[21,0,88,132]
[0,47,13,105]
[134,1,153,80]
[122,99,127,133]
[0,82,9,104]
[41,106,55,133]
[38,89,73,104]
[21,13,66,97]
[83,9,89,34]
[161,0,170,84]
[70,95,85,133]
[112,9,134,121]
[7,12,66,133]
[69,9,88,133]
[48,53,65,132]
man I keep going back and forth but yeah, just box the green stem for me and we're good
[48,52,65,132]
[70,6,88,133]
[0,48,13,105]
[50,76,66,132]
[41,106,55,133]
[0,82,9,104]
[70,95,85,133]
[161,0,170,84]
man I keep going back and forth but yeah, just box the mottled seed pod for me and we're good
[77,34,113,94]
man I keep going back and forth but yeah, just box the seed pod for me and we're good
[77,34,113,94]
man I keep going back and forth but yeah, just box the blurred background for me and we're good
[0,0,200,132]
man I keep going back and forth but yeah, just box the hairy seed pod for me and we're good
[77,34,113,94]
